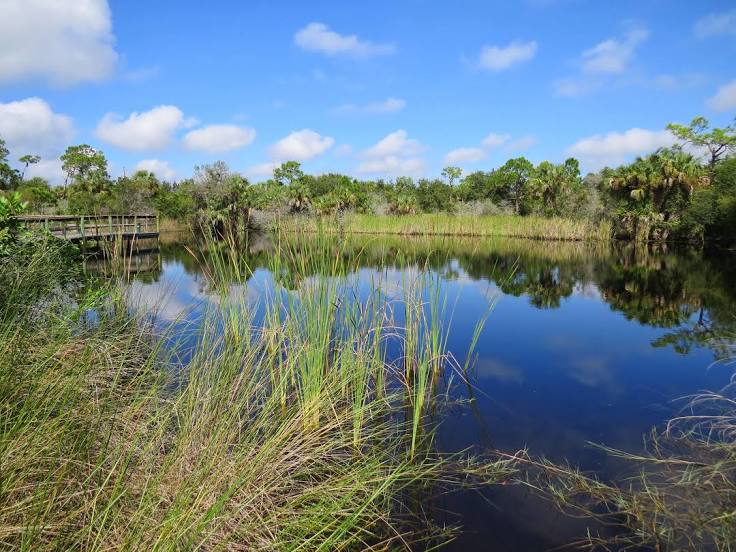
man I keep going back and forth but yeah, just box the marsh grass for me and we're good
[158,218,189,234]
[516,378,736,551]
[0,231,513,550]
[280,213,613,242]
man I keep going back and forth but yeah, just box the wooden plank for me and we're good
[17,213,159,244]
[17,214,157,222]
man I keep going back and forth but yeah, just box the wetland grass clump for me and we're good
[518,382,736,551]
[282,213,612,242]
[0,232,512,550]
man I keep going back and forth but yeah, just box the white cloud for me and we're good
[0,0,117,85]
[357,130,424,176]
[135,159,176,181]
[244,162,278,179]
[26,159,65,185]
[294,22,395,58]
[476,41,537,71]
[556,26,650,97]
[481,132,511,149]
[0,97,74,156]
[707,80,736,112]
[581,27,648,74]
[443,132,512,165]
[360,130,422,158]
[443,147,487,164]
[182,124,256,153]
[357,156,425,176]
[505,135,538,152]
[248,130,335,178]
[0,97,73,186]
[96,105,188,151]
[269,129,334,161]
[567,128,676,168]
[334,97,406,115]
[694,10,736,39]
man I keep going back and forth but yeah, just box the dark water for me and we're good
[119,234,736,551]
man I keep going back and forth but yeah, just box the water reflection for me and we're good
[117,233,736,551]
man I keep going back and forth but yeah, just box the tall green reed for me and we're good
[0,229,512,550]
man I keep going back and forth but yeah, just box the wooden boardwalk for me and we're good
[18,214,160,245]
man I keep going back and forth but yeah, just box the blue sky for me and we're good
[0,0,735,184]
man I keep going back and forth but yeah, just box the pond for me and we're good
[114,233,736,551]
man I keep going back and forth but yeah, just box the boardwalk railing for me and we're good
[17,214,160,243]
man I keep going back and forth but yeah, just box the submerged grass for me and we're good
[280,213,613,242]
[516,378,736,551]
[0,232,511,550]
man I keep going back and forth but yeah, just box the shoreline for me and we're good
[275,213,613,242]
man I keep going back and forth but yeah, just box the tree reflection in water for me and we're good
[131,232,736,361]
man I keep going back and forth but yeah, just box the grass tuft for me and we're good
[0,231,513,550]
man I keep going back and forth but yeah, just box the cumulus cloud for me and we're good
[0,0,117,85]
[694,10,736,39]
[707,80,736,112]
[481,133,511,149]
[182,124,256,153]
[0,97,74,156]
[476,41,537,71]
[135,159,176,181]
[443,132,516,165]
[357,130,424,175]
[294,22,395,58]
[96,105,189,151]
[581,27,649,74]
[334,97,406,115]
[357,156,425,176]
[25,159,66,185]
[567,128,676,168]
[247,130,334,176]
[0,97,73,186]
[269,129,334,161]
[360,130,422,159]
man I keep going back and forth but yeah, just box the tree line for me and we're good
[1,116,734,243]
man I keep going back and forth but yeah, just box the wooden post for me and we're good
[156,214,160,235]
[79,215,87,252]
[108,215,113,238]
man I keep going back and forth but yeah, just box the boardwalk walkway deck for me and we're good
[18,214,160,245]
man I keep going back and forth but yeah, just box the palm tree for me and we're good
[287,181,312,212]
[389,192,418,215]
[607,148,709,241]
[528,160,580,216]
